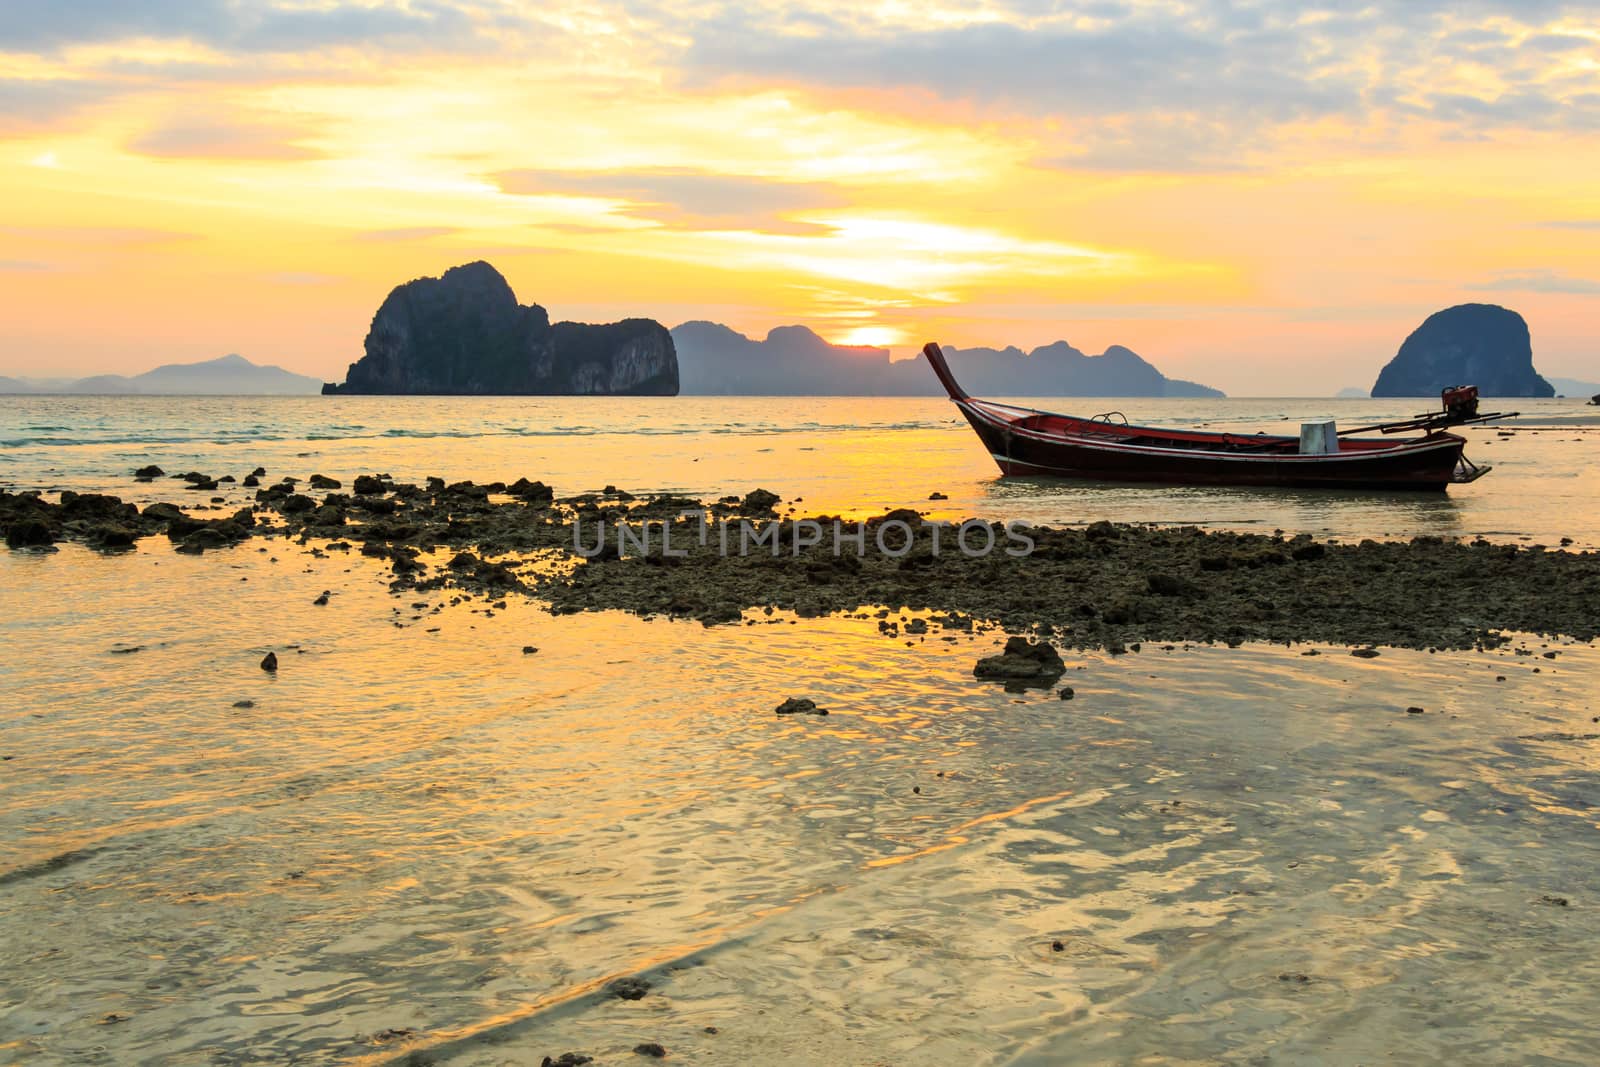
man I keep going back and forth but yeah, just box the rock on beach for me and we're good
[974,637,1067,686]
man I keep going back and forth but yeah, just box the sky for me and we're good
[1,0,1597,395]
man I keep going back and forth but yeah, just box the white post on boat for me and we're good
[1299,418,1338,454]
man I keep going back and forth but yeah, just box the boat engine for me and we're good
[1441,385,1479,421]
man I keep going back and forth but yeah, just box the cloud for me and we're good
[684,16,1359,126]
[670,0,1600,161]
[1034,115,1261,174]
[0,0,230,51]
[352,226,460,242]
[493,168,847,233]
[1427,90,1566,126]
[126,112,326,160]
[0,4,570,141]
[3,0,1598,178]
[1538,219,1600,230]
[1522,33,1595,52]
[1442,28,1514,48]
[0,77,113,133]
[1470,269,1600,294]
[0,260,54,273]
[239,0,482,53]
[0,0,491,55]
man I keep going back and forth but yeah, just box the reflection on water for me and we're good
[985,475,1468,537]
[2,395,1599,547]
[2,541,1598,1064]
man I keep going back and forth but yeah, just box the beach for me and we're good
[3,396,1600,1065]
[10,0,1600,1060]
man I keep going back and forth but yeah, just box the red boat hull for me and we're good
[957,401,1466,490]
[923,342,1470,492]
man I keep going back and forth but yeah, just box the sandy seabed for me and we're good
[3,474,1599,1065]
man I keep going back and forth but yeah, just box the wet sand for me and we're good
[1,535,1597,1065]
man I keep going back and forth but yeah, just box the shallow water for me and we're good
[3,539,1598,1065]
[4,394,1599,546]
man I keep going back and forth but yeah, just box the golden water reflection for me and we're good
[0,540,1597,1064]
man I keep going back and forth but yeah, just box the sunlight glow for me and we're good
[0,1,1595,392]
[834,325,909,347]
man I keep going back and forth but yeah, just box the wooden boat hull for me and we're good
[956,400,1467,490]
[922,342,1473,491]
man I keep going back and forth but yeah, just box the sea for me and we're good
[3,394,1599,1065]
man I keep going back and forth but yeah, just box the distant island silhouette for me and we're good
[1547,376,1600,399]
[672,321,1224,397]
[0,319,1222,399]
[0,354,323,395]
[29,269,1582,403]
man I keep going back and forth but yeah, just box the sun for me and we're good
[833,325,908,348]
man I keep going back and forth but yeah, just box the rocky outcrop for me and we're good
[0,488,255,554]
[324,262,678,396]
[1372,304,1554,398]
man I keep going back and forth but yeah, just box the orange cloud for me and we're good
[0,2,1594,391]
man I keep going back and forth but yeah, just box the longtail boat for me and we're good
[922,341,1514,491]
